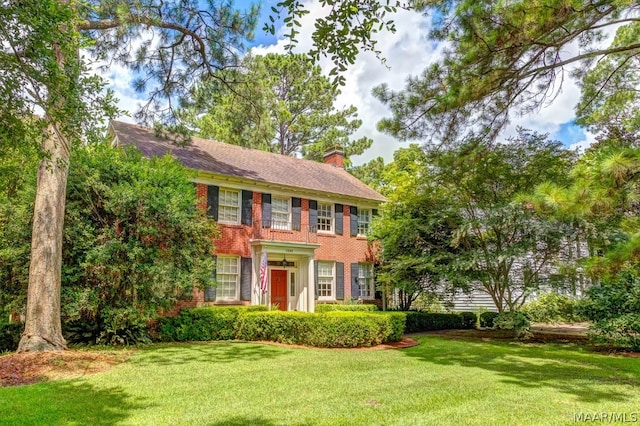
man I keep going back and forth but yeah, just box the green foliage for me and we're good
[181,53,372,165]
[403,312,465,333]
[158,306,267,342]
[235,311,405,347]
[580,270,640,349]
[0,323,22,353]
[479,312,499,328]
[459,311,477,329]
[375,0,639,145]
[493,312,532,339]
[315,304,378,313]
[521,293,585,324]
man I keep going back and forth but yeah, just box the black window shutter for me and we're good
[292,197,301,231]
[372,208,378,217]
[240,257,252,301]
[336,262,344,300]
[205,255,218,301]
[351,263,360,299]
[309,200,318,232]
[207,185,219,220]
[350,206,358,236]
[335,204,343,235]
[262,193,272,227]
[241,191,253,225]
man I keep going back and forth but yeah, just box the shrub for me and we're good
[159,306,267,342]
[493,311,531,339]
[0,323,22,353]
[521,293,585,323]
[404,312,464,333]
[315,304,378,313]
[235,311,405,347]
[479,311,499,328]
[579,270,640,349]
[459,311,477,329]
[588,314,640,351]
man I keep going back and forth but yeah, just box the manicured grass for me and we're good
[1,336,639,425]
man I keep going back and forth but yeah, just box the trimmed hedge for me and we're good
[159,306,267,342]
[459,311,477,329]
[0,323,22,353]
[479,311,500,328]
[236,311,406,347]
[404,312,466,332]
[315,304,378,313]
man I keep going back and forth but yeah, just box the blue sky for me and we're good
[106,0,595,166]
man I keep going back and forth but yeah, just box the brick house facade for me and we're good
[110,121,386,312]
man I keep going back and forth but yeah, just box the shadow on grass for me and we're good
[132,341,289,367]
[209,416,300,425]
[0,381,150,425]
[403,336,639,404]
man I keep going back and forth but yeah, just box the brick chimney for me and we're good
[323,146,344,168]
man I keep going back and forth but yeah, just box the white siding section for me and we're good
[451,289,498,312]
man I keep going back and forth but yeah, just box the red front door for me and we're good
[270,270,287,311]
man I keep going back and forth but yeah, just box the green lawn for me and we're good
[1,336,639,425]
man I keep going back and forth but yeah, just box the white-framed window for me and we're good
[272,196,291,230]
[216,256,240,300]
[317,203,333,233]
[358,209,372,236]
[358,263,375,299]
[317,261,335,300]
[219,188,240,224]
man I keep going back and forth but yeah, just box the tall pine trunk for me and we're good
[17,124,69,352]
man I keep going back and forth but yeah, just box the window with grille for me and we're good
[317,203,333,233]
[216,256,239,300]
[317,261,334,299]
[218,188,240,224]
[358,263,375,299]
[272,197,291,230]
[358,209,372,236]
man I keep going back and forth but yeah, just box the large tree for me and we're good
[2,0,401,352]
[181,53,372,163]
[427,130,576,311]
[374,0,640,144]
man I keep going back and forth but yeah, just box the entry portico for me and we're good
[251,240,320,312]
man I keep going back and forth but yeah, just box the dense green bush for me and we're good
[493,312,532,339]
[479,311,499,328]
[315,304,378,313]
[0,323,22,353]
[459,311,477,329]
[580,271,640,350]
[236,311,405,347]
[159,306,267,342]
[521,293,585,323]
[404,312,464,333]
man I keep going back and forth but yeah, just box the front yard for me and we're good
[1,335,639,425]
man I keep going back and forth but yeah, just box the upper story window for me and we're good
[357,263,375,299]
[216,256,240,300]
[317,261,335,300]
[218,188,240,224]
[317,202,333,233]
[358,209,372,236]
[272,196,291,230]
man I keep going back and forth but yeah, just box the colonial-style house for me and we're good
[109,121,386,312]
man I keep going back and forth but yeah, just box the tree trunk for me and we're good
[17,124,69,352]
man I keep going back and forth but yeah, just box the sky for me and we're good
[106,0,596,166]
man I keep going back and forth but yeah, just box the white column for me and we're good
[308,257,315,312]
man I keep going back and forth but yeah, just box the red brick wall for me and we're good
[195,183,378,302]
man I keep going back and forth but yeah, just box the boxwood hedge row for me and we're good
[315,304,378,313]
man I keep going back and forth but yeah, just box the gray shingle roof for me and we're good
[109,120,386,203]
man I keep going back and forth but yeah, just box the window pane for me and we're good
[358,209,372,235]
[272,197,290,230]
[219,189,240,223]
[317,261,334,298]
[358,263,374,299]
[317,203,333,232]
[216,256,239,300]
